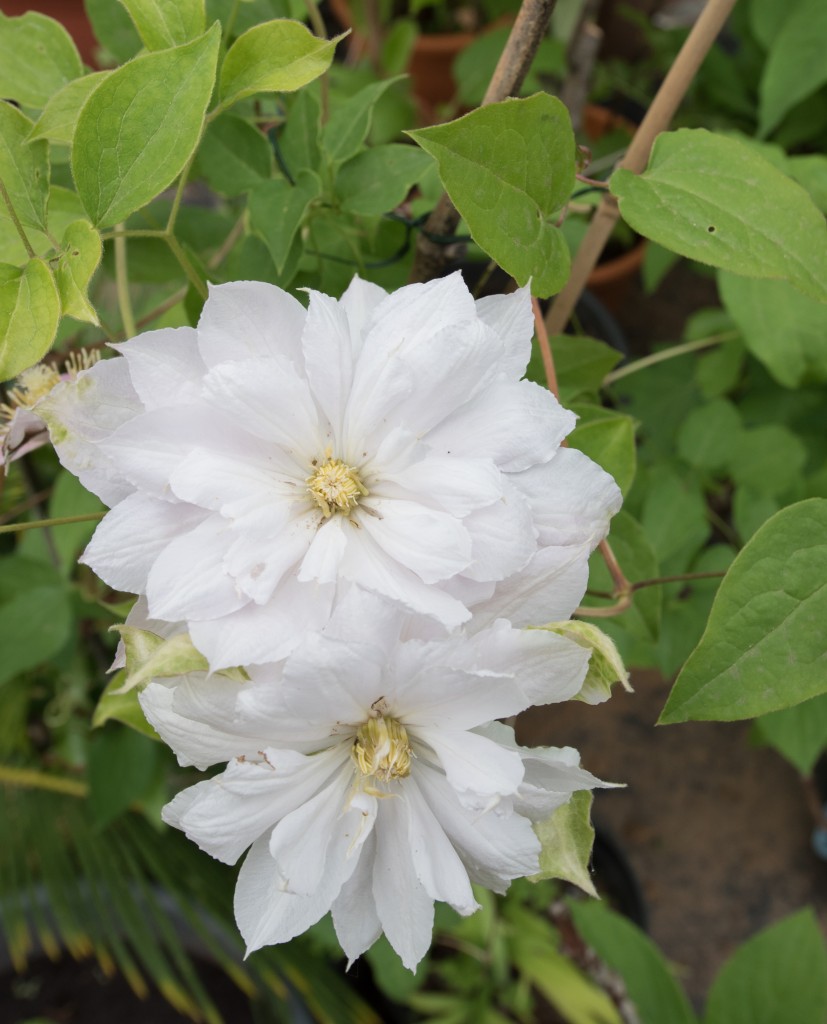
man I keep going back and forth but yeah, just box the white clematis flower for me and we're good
[41,274,620,670]
[139,590,607,971]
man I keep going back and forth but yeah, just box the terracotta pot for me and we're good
[2,0,98,67]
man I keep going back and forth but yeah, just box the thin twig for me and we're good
[533,295,559,398]
[0,764,88,798]
[604,331,738,385]
[0,487,52,526]
[632,570,726,591]
[113,225,136,338]
[545,0,739,335]
[0,511,105,536]
[0,176,36,259]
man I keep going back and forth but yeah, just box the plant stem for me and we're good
[544,0,738,335]
[166,234,208,300]
[222,0,241,46]
[303,0,327,39]
[113,224,137,338]
[0,512,105,536]
[101,229,168,240]
[0,764,88,798]
[603,331,739,385]
[0,176,36,259]
[166,153,197,235]
[632,570,726,591]
[533,294,559,398]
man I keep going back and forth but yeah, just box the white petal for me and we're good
[297,515,348,584]
[225,505,317,603]
[339,276,387,361]
[301,289,355,440]
[331,831,382,965]
[377,455,502,516]
[197,281,306,368]
[475,283,534,379]
[112,327,205,409]
[81,492,207,593]
[146,516,246,621]
[372,791,434,971]
[462,479,536,582]
[416,727,524,799]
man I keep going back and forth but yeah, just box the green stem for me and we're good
[0,176,36,259]
[632,570,726,591]
[222,0,242,46]
[302,0,327,38]
[604,331,739,385]
[101,229,167,241]
[166,152,197,235]
[0,764,88,798]
[166,235,208,300]
[0,512,105,536]
[113,224,137,338]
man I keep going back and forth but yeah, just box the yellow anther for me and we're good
[307,452,368,517]
[352,715,412,782]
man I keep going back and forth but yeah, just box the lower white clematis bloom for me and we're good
[139,591,607,970]
[40,273,620,671]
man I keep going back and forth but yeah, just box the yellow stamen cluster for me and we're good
[0,351,100,430]
[352,715,412,783]
[307,452,368,517]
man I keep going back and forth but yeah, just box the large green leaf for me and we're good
[29,73,110,147]
[704,910,827,1024]
[0,11,83,109]
[120,0,206,50]
[408,94,575,297]
[758,0,827,137]
[0,259,61,382]
[610,130,827,304]
[218,20,341,110]
[192,113,272,196]
[754,694,827,776]
[0,584,73,686]
[73,25,221,227]
[0,103,49,234]
[569,403,636,495]
[338,144,432,216]
[719,272,827,387]
[660,499,827,723]
[249,169,321,273]
[322,76,405,165]
[571,902,697,1024]
[54,220,103,325]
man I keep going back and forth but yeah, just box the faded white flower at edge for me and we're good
[39,273,621,672]
[139,589,610,971]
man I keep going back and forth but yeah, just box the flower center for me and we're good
[1,352,99,432]
[352,715,412,782]
[307,451,368,518]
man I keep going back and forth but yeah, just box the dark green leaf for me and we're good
[193,113,272,196]
[338,144,432,215]
[758,0,827,136]
[249,169,321,273]
[88,726,165,828]
[754,694,827,776]
[0,584,73,685]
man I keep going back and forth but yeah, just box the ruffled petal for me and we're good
[474,283,534,379]
[415,727,524,800]
[197,281,306,368]
[331,831,382,965]
[462,479,536,582]
[112,327,205,410]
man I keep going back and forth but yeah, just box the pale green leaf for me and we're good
[539,621,631,705]
[73,25,221,227]
[54,220,102,325]
[719,272,827,388]
[676,398,742,471]
[568,403,636,495]
[0,102,49,233]
[0,259,61,382]
[93,671,161,740]
[754,694,827,776]
[120,0,206,50]
[110,628,209,693]
[193,113,272,195]
[0,11,82,109]
[660,499,827,723]
[408,94,575,297]
[85,0,143,63]
[531,792,597,896]
[29,73,110,147]
[787,154,827,214]
[758,0,827,137]
[704,910,827,1024]
[322,76,405,165]
[218,20,342,110]
[570,902,697,1024]
[338,144,432,216]
[610,130,827,304]
[249,169,321,273]
[0,585,73,686]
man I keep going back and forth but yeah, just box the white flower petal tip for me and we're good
[41,276,620,666]
[152,593,605,969]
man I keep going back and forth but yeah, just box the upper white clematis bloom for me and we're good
[41,274,620,670]
[139,590,606,970]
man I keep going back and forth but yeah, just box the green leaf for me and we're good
[719,272,827,388]
[54,220,103,325]
[111,627,209,693]
[88,726,164,827]
[704,910,827,1024]
[120,0,206,50]
[338,144,432,216]
[0,102,49,233]
[570,902,697,1024]
[0,585,73,686]
[408,94,576,298]
[610,130,827,305]
[660,499,827,723]
[749,0,806,49]
[732,487,778,543]
[0,259,61,382]
[754,694,827,776]
[73,25,221,228]
[728,425,807,498]
[568,403,636,495]
[29,73,110,147]
[640,465,710,568]
[676,398,742,471]
[527,334,622,403]
[85,0,143,63]
[49,470,106,575]
[278,87,321,176]
[93,671,161,740]
[193,113,272,196]
[249,169,321,273]
[0,11,83,109]
[218,20,341,110]
[540,621,630,704]
[787,154,827,214]
[322,76,405,165]
[758,0,827,137]
[531,793,596,896]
